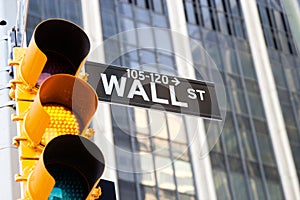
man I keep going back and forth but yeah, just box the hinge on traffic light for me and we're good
[11,113,24,121]
[15,173,27,182]
[83,128,95,139]
[78,72,89,81]
[13,136,26,147]
[87,186,102,200]
[8,47,26,66]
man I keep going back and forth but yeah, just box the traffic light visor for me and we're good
[20,19,90,87]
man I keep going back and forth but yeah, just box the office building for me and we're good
[5,0,300,199]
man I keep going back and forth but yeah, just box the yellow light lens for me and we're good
[41,105,80,145]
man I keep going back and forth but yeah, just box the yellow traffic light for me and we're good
[10,19,105,200]
[23,74,98,147]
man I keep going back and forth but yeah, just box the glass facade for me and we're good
[257,0,300,184]
[100,0,197,199]
[184,0,283,199]
[26,0,83,44]
[24,0,300,199]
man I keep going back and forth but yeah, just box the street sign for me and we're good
[86,62,221,120]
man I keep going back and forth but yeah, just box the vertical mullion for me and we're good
[147,111,162,200]
[226,84,255,200]
[193,0,201,25]
[279,55,300,148]
[234,40,272,200]
[127,108,143,200]
[219,34,254,200]
[164,113,181,200]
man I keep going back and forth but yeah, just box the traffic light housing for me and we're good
[10,19,105,199]
[19,18,90,87]
[28,135,104,199]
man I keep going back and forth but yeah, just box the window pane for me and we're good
[258,6,269,25]
[149,110,168,139]
[136,0,146,8]
[137,153,156,186]
[231,89,248,114]
[257,134,276,166]
[100,0,115,10]
[185,1,197,24]
[267,182,283,200]
[60,0,82,25]
[118,180,138,200]
[285,68,299,92]
[234,19,244,38]
[141,185,157,200]
[222,116,240,157]
[159,189,176,200]
[167,113,187,143]
[120,17,135,31]
[200,0,209,6]
[250,177,266,200]
[218,13,228,34]
[223,48,239,74]
[174,160,195,194]
[44,1,59,17]
[237,115,251,132]
[230,173,249,200]
[153,138,170,157]
[137,135,152,152]
[263,27,275,48]
[213,170,232,200]
[153,0,164,13]
[274,10,284,31]
[155,156,176,190]
[281,104,297,127]
[205,42,223,70]
[118,2,133,17]
[140,49,156,64]
[239,52,256,79]
[154,29,172,50]
[248,93,265,119]
[201,7,213,29]
[171,142,189,161]
[215,0,224,11]
[111,105,130,130]
[138,30,155,47]
[135,7,151,23]
[101,11,118,37]
[157,53,174,68]
[116,149,135,181]
[229,0,240,16]
[241,131,257,161]
[179,193,196,200]
[211,152,226,170]
[278,32,289,53]
[253,119,268,134]
[135,108,150,135]
[152,13,168,28]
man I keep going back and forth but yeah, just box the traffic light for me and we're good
[9,19,105,199]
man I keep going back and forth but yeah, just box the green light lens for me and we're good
[48,164,88,200]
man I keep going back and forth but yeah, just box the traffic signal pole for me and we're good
[0,0,19,199]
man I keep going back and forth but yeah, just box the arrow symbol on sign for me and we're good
[171,77,180,86]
